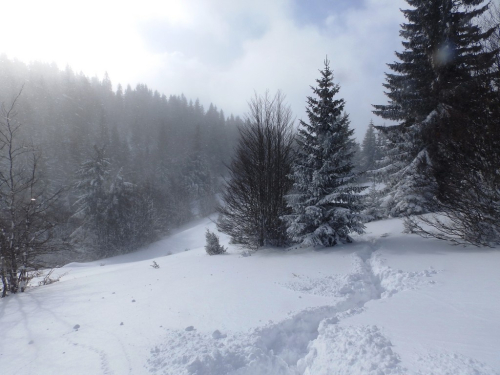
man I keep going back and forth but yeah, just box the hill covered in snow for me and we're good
[1,217,499,374]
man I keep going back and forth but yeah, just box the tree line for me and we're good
[0,57,241,295]
[1,0,499,297]
[217,0,500,248]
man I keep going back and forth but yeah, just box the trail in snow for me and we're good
[145,240,447,375]
[2,218,499,375]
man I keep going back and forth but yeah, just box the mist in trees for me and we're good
[0,56,242,295]
[0,89,63,295]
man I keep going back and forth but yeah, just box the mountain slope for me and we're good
[0,217,499,374]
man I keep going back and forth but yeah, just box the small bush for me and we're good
[205,229,226,255]
[38,269,68,286]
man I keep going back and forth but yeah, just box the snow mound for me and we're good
[146,306,364,374]
[298,324,405,375]
[146,329,291,375]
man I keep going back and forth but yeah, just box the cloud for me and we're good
[139,0,406,138]
[0,0,407,139]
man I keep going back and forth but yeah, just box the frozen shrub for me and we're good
[205,230,226,255]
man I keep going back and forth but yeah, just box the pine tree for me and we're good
[72,150,160,258]
[373,0,496,217]
[350,141,363,177]
[285,59,365,247]
[360,120,378,173]
[205,229,226,255]
[72,146,111,257]
[184,125,217,217]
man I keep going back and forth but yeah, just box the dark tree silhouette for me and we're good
[217,91,295,248]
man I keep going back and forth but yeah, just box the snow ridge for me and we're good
[298,324,404,375]
[146,242,440,374]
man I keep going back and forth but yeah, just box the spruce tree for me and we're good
[373,0,496,217]
[360,120,378,173]
[285,59,365,247]
[184,125,217,217]
[205,229,226,255]
[72,146,111,257]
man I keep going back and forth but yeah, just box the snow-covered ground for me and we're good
[1,217,499,374]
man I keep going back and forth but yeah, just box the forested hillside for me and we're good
[0,56,241,268]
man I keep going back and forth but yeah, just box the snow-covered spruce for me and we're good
[285,59,365,247]
[72,147,158,259]
[372,0,496,219]
[359,120,379,176]
[205,229,226,255]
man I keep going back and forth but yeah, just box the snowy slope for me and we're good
[0,217,499,374]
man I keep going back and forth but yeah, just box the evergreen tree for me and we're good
[184,125,217,217]
[373,0,497,217]
[72,150,160,257]
[105,169,159,253]
[285,60,365,247]
[362,127,392,221]
[71,146,111,257]
[350,140,363,177]
[360,120,378,173]
[363,183,386,222]
[205,229,226,255]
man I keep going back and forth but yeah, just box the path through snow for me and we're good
[3,217,498,375]
[145,239,475,375]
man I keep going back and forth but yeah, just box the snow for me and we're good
[1,216,499,374]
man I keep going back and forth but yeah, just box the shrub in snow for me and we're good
[205,230,226,255]
[38,269,68,286]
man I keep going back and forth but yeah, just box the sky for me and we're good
[0,0,409,140]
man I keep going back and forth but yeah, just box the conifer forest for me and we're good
[1,0,499,297]
[2,1,500,374]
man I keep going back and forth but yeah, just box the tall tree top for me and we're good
[374,0,496,125]
[304,58,345,130]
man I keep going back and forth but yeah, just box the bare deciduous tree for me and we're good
[217,91,295,248]
[0,88,62,296]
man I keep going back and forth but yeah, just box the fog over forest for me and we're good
[1,1,500,374]
[0,56,242,263]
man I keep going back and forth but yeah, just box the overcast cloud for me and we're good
[0,0,408,139]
